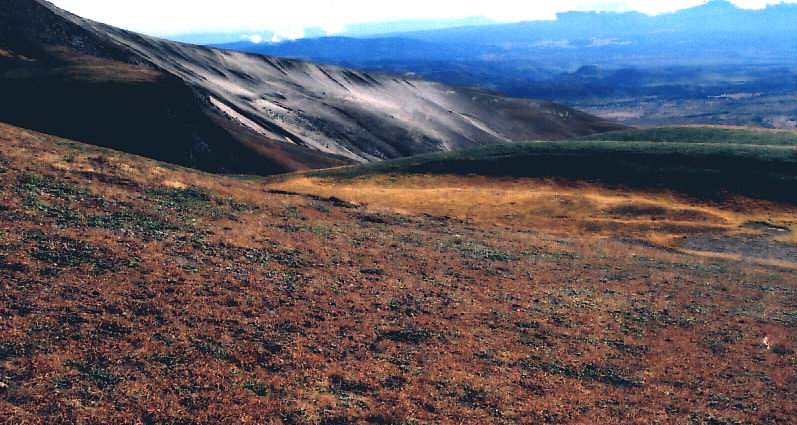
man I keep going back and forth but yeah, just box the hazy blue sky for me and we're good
[50,0,795,40]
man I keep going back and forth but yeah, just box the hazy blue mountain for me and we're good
[168,17,496,46]
[217,37,460,63]
[399,1,794,44]
[340,16,495,38]
[217,1,797,68]
[170,32,269,45]
[169,28,329,45]
[214,1,797,129]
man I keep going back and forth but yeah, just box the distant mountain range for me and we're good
[214,1,797,128]
[216,1,797,69]
[0,0,622,175]
[171,16,497,45]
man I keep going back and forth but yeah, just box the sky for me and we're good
[49,0,795,41]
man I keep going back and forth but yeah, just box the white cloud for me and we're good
[48,0,797,38]
[533,40,574,48]
[243,34,263,44]
[588,38,634,47]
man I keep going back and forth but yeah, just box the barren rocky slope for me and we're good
[0,0,624,174]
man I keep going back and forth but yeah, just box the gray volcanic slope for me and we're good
[1,0,625,173]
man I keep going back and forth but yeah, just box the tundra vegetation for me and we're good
[0,123,795,423]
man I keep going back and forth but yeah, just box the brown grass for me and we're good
[1,123,795,424]
[269,174,797,253]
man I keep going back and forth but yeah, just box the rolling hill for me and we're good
[306,126,797,204]
[2,121,795,423]
[0,0,624,175]
[578,126,797,146]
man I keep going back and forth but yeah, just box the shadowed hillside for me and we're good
[309,127,797,204]
[0,0,624,175]
[578,126,797,146]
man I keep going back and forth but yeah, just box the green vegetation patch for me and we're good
[65,358,122,389]
[330,375,373,395]
[146,187,258,219]
[634,256,729,276]
[521,357,643,388]
[271,249,308,268]
[278,224,336,239]
[150,352,187,369]
[243,381,273,397]
[441,238,515,261]
[87,210,178,235]
[15,173,93,225]
[0,254,27,273]
[55,139,94,153]
[703,329,743,354]
[192,339,237,363]
[147,187,211,212]
[13,173,185,236]
[0,341,26,361]
[312,139,797,203]
[604,339,651,356]
[612,306,692,336]
[579,126,797,146]
[25,232,129,274]
[380,327,433,344]
[25,197,85,225]
[17,173,90,199]
[458,385,492,408]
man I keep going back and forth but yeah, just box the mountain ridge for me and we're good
[0,0,624,175]
[216,0,797,129]
[227,0,797,61]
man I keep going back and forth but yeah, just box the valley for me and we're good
[221,1,797,130]
[1,1,796,423]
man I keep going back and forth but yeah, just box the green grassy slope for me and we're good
[312,136,797,203]
[577,126,797,146]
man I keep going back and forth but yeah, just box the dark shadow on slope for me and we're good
[312,140,797,204]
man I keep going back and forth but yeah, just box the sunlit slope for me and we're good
[0,0,625,175]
